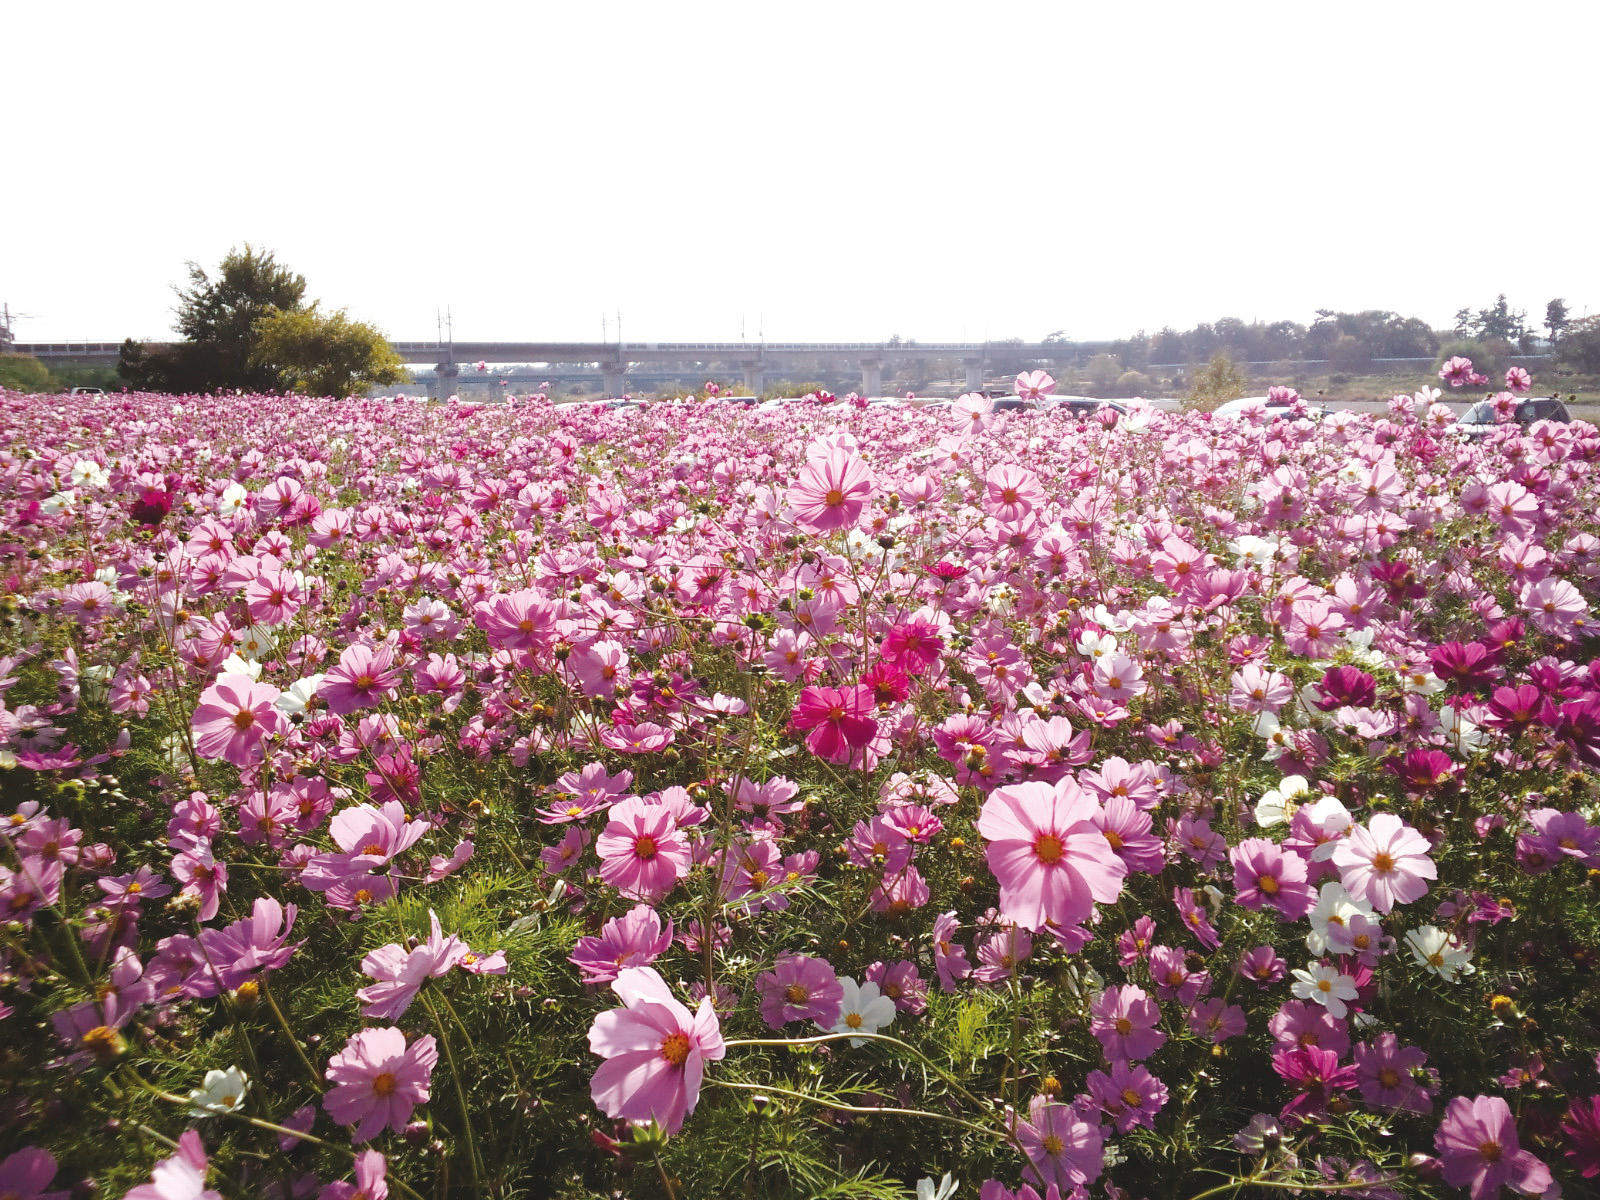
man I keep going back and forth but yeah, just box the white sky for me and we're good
[6,0,1597,345]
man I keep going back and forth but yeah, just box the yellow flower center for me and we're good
[372,1072,398,1097]
[660,1033,690,1065]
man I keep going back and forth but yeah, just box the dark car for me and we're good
[1456,397,1571,440]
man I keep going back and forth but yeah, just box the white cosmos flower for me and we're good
[1438,705,1487,755]
[1255,775,1312,827]
[70,459,109,488]
[1076,630,1119,662]
[218,482,250,517]
[234,624,276,659]
[40,490,78,516]
[826,977,896,1047]
[1406,926,1475,982]
[1306,882,1373,957]
[916,1174,958,1200]
[1230,534,1280,567]
[1399,667,1445,696]
[219,653,263,681]
[274,674,326,718]
[187,1065,250,1117]
[1290,962,1359,1019]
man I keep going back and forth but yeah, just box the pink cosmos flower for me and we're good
[1230,838,1316,920]
[570,903,675,985]
[787,447,874,533]
[1015,369,1055,400]
[1439,356,1475,387]
[1012,1096,1104,1192]
[318,643,400,714]
[1090,984,1167,1062]
[1434,1095,1552,1200]
[357,910,469,1019]
[788,685,879,764]
[976,780,1127,933]
[757,954,843,1029]
[587,966,725,1133]
[985,464,1046,523]
[323,1026,438,1143]
[125,1130,219,1200]
[1353,1033,1432,1114]
[191,674,285,766]
[0,1146,67,1200]
[1086,1060,1169,1133]
[1330,814,1437,913]
[596,797,691,901]
[319,1150,388,1200]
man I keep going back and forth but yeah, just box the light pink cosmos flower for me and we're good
[1434,1094,1552,1200]
[319,1150,388,1200]
[1330,813,1436,913]
[318,643,400,714]
[323,1026,438,1143]
[787,447,874,533]
[125,1130,219,1200]
[191,674,285,766]
[587,966,725,1134]
[1015,370,1055,400]
[985,464,1046,524]
[596,798,691,901]
[976,780,1127,933]
[357,910,469,1019]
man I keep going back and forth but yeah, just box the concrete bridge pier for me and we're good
[860,357,883,397]
[741,360,765,395]
[601,361,627,397]
[963,356,986,393]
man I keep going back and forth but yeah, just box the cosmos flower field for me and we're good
[1,375,1598,1200]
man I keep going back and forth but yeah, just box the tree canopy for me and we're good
[119,246,404,397]
[252,305,406,398]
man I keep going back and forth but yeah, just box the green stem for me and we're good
[710,1079,1007,1142]
[261,980,323,1092]
[420,989,484,1192]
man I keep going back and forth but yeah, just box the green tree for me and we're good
[1185,352,1248,411]
[0,354,57,392]
[1546,298,1570,346]
[173,244,306,391]
[1555,315,1600,372]
[252,305,406,398]
[1454,294,1528,344]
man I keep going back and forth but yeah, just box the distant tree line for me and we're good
[1088,297,1576,373]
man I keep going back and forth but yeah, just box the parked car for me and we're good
[1213,396,1325,423]
[1044,396,1129,419]
[70,386,106,395]
[1455,397,1571,440]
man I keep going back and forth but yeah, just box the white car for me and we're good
[1213,396,1324,423]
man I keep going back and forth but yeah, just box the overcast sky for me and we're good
[6,0,1596,345]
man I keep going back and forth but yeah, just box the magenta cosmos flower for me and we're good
[1330,813,1436,913]
[323,1026,438,1143]
[587,966,725,1134]
[596,797,691,902]
[1434,1095,1552,1200]
[318,642,401,714]
[788,685,879,763]
[0,1146,68,1200]
[975,780,1127,933]
[787,446,874,533]
[191,674,285,767]
[757,954,843,1029]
